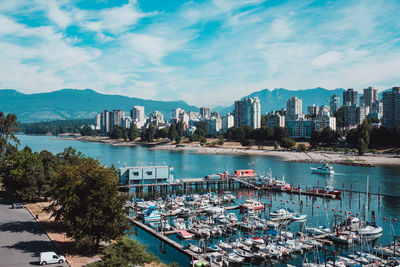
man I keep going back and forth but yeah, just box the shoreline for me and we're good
[49,135,400,167]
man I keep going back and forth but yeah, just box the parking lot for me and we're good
[0,195,68,266]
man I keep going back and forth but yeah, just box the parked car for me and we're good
[12,203,24,209]
[39,252,66,265]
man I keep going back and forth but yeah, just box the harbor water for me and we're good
[18,135,400,266]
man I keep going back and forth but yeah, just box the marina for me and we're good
[18,135,400,266]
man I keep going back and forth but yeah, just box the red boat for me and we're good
[239,199,264,211]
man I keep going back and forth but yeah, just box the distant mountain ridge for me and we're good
[0,89,199,122]
[214,87,346,115]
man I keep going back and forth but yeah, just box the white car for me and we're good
[39,252,66,265]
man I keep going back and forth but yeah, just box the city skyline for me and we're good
[1,0,400,106]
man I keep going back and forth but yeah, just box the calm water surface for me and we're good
[18,135,400,266]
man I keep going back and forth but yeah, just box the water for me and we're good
[17,135,400,265]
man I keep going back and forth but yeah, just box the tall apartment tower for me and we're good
[233,97,261,129]
[382,87,400,130]
[200,107,211,119]
[343,88,358,106]
[101,110,111,134]
[286,97,302,121]
[112,110,124,127]
[131,106,145,127]
[330,94,340,114]
[363,86,378,110]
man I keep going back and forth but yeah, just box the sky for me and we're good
[1,0,400,107]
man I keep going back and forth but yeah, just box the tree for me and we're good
[2,146,45,202]
[110,126,125,140]
[321,127,339,146]
[356,119,372,155]
[273,126,288,142]
[144,123,156,142]
[0,111,19,158]
[226,127,245,141]
[128,123,140,141]
[168,124,177,141]
[273,141,279,150]
[310,130,321,148]
[155,127,168,139]
[47,155,129,249]
[241,139,255,149]
[279,138,296,150]
[334,106,345,129]
[88,238,156,267]
[196,121,208,136]
[81,125,94,136]
[297,143,307,152]
[218,135,224,146]
[176,120,184,137]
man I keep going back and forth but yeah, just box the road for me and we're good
[0,194,68,266]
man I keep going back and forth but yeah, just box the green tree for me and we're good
[310,130,321,148]
[334,106,345,128]
[273,141,279,150]
[145,123,156,142]
[176,120,184,137]
[218,135,224,146]
[128,123,140,141]
[168,124,177,141]
[196,121,208,136]
[0,111,19,158]
[48,156,129,249]
[88,238,156,267]
[273,126,289,142]
[155,127,168,139]
[321,127,339,146]
[297,143,307,152]
[279,138,296,150]
[81,125,94,136]
[2,146,45,202]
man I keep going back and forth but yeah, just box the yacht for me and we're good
[269,206,295,220]
[311,163,335,175]
[239,199,264,211]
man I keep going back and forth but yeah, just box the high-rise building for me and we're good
[357,106,370,124]
[211,111,220,118]
[286,119,313,138]
[382,87,400,130]
[286,97,302,121]
[131,106,145,127]
[363,86,378,110]
[330,94,340,114]
[318,105,330,117]
[370,100,383,120]
[200,107,211,119]
[221,114,234,134]
[188,111,201,120]
[150,111,164,126]
[95,113,101,130]
[171,108,184,121]
[265,113,285,129]
[207,117,222,135]
[314,116,336,132]
[101,110,111,134]
[307,104,319,116]
[112,110,124,128]
[233,97,261,129]
[343,105,357,127]
[343,88,358,106]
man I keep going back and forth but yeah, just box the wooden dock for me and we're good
[129,217,201,260]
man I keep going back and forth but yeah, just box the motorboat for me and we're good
[226,213,238,223]
[204,206,225,214]
[215,214,229,224]
[216,240,232,250]
[239,199,264,211]
[177,230,194,239]
[173,218,186,230]
[233,248,254,260]
[311,163,335,175]
[142,208,161,222]
[306,225,331,236]
[227,253,244,264]
[357,223,383,236]
[206,244,220,252]
[269,207,295,220]
[188,244,202,254]
[292,214,308,221]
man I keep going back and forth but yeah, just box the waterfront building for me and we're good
[330,94,340,114]
[307,104,319,117]
[122,116,133,129]
[344,105,357,127]
[189,111,201,120]
[207,117,222,135]
[95,113,101,130]
[171,108,185,122]
[211,111,220,118]
[382,87,400,130]
[265,113,285,129]
[131,106,146,128]
[286,97,303,121]
[119,166,174,185]
[343,88,358,106]
[150,111,164,126]
[357,106,370,124]
[286,119,313,139]
[221,114,234,134]
[233,97,261,129]
[370,100,383,120]
[200,107,210,119]
[363,86,378,110]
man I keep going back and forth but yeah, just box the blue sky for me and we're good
[1,0,400,106]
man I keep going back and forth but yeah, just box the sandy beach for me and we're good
[54,135,400,167]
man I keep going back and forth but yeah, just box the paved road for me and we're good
[0,195,68,266]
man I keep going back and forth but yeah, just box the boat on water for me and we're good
[239,199,264,211]
[188,244,202,253]
[292,214,308,221]
[357,223,383,236]
[270,206,296,220]
[177,230,194,239]
[311,163,335,175]
[142,208,161,222]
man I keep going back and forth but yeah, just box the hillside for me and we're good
[0,89,199,122]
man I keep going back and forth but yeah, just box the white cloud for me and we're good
[311,51,344,68]
[46,1,72,29]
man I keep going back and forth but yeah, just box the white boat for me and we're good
[173,218,186,230]
[226,213,238,223]
[311,163,335,175]
[306,225,331,236]
[357,224,383,236]
[292,214,308,221]
[227,253,244,264]
[239,199,264,211]
[188,244,202,253]
[215,214,229,224]
[216,240,232,250]
[143,209,161,222]
[270,207,295,220]
[204,206,225,214]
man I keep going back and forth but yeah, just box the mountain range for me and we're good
[0,87,381,122]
